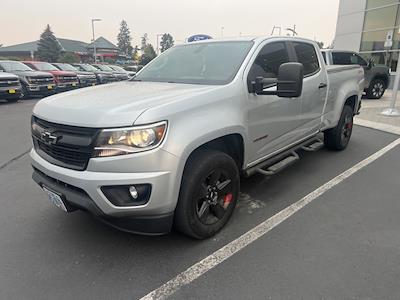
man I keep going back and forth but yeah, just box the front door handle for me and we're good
[319,83,327,89]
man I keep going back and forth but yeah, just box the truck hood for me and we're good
[11,70,53,78]
[33,81,217,128]
[0,72,18,79]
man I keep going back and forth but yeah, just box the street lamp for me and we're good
[156,34,164,55]
[91,18,102,63]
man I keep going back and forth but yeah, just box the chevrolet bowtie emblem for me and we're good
[41,131,59,145]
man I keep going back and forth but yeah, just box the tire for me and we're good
[366,79,386,99]
[324,105,354,151]
[174,149,240,239]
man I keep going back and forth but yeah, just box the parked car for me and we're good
[31,37,364,239]
[92,64,127,81]
[52,63,97,88]
[123,65,138,77]
[108,65,132,80]
[0,60,56,98]
[23,61,79,92]
[72,63,115,84]
[322,49,390,99]
[0,70,22,103]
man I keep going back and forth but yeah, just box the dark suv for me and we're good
[322,50,390,99]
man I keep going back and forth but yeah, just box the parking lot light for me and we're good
[91,18,102,63]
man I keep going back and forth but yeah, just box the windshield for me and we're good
[135,41,253,85]
[93,65,113,72]
[110,65,126,72]
[78,64,98,72]
[54,63,78,72]
[31,62,59,71]
[0,61,33,72]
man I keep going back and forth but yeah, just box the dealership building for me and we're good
[334,0,400,80]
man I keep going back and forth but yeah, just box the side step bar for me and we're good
[244,136,323,177]
[256,152,299,176]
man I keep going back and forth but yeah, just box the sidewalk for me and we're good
[356,90,400,128]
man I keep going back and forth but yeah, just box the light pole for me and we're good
[156,34,164,55]
[91,18,101,63]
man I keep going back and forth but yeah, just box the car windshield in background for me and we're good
[135,41,253,85]
[32,62,59,71]
[55,63,78,72]
[110,65,126,72]
[79,64,99,72]
[0,61,33,72]
[94,65,114,72]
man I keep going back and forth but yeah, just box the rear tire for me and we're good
[174,149,240,239]
[366,79,385,99]
[324,105,354,151]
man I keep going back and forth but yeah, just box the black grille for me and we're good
[58,76,78,84]
[32,117,100,171]
[30,77,55,84]
[0,78,19,87]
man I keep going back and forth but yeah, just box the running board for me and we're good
[301,139,324,152]
[256,152,299,176]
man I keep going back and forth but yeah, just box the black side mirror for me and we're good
[251,62,304,98]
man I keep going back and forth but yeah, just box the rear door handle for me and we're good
[319,83,327,89]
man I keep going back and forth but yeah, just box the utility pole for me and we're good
[91,18,101,63]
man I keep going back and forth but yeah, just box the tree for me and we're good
[140,44,156,65]
[141,33,148,50]
[37,25,62,62]
[160,33,174,53]
[117,20,133,57]
[132,45,140,62]
[58,52,80,63]
[316,41,324,49]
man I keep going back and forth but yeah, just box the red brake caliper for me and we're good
[223,193,233,209]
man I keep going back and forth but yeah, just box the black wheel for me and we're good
[324,105,354,151]
[174,150,240,239]
[366,79,385,99]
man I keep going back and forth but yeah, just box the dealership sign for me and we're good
[187,34,213,43]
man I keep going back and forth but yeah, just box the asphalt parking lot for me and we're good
[1,98,400,299]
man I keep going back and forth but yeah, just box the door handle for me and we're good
[319,83,327,89]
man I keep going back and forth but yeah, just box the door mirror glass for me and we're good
[252,62,303,98]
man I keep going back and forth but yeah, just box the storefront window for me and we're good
[361,51,399,72]
[363,6,398,30]
[361,30,393,51]
[366,0,398,9]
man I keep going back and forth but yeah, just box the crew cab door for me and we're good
[245,41,303,164]
[290,41,328,135]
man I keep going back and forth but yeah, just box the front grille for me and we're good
[58,76,78,84]
[32,117,100,171]
[30,77,55,84]
[0,78,19,87]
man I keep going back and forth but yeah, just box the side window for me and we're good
[354,54,368,66]
[332,52,352,65]
[293,42,320,76]
[247,42,290,87]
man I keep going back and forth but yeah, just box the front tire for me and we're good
[174,150,240,239]
[324,105,354,151]
[366,79,386,99]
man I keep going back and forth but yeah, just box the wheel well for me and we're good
[373,75,389,87]
[188,134,244,170]
[345,95,357,112]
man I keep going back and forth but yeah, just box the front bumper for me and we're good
[26,84,56,96]
[56,82,79,91]
[0,86,22,99]
[30,147,181,234]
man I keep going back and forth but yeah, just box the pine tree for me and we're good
[140,44,157,65]
[117,20,133,56]
[132,45,140,62]
[160,33,174,53]
[37,25,62,62]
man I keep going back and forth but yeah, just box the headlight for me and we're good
[93,121,167,157]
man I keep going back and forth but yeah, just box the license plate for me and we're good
[72,83,77,87]
[42,186,68,212]
[47,85,53,90]
[8,89,16,94]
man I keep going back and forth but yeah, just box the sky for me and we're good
[0,0,340,48]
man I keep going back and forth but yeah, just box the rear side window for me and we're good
[332,52,367,66]
[293,42,320,76]
[247,42,290,86]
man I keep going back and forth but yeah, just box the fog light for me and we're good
[129,186,138,199]
[101,184,152,207]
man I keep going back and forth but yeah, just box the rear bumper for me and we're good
[32,167,174,235]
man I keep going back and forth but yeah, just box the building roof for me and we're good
[87,37,118,50]
[0,36,116,54]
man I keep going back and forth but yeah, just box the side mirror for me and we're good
[251,62,304,98]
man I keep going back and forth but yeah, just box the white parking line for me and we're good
[141,137,400,300]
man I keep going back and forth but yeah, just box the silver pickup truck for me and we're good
[30,37,364,239]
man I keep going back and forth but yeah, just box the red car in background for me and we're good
[23,61,79,92]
